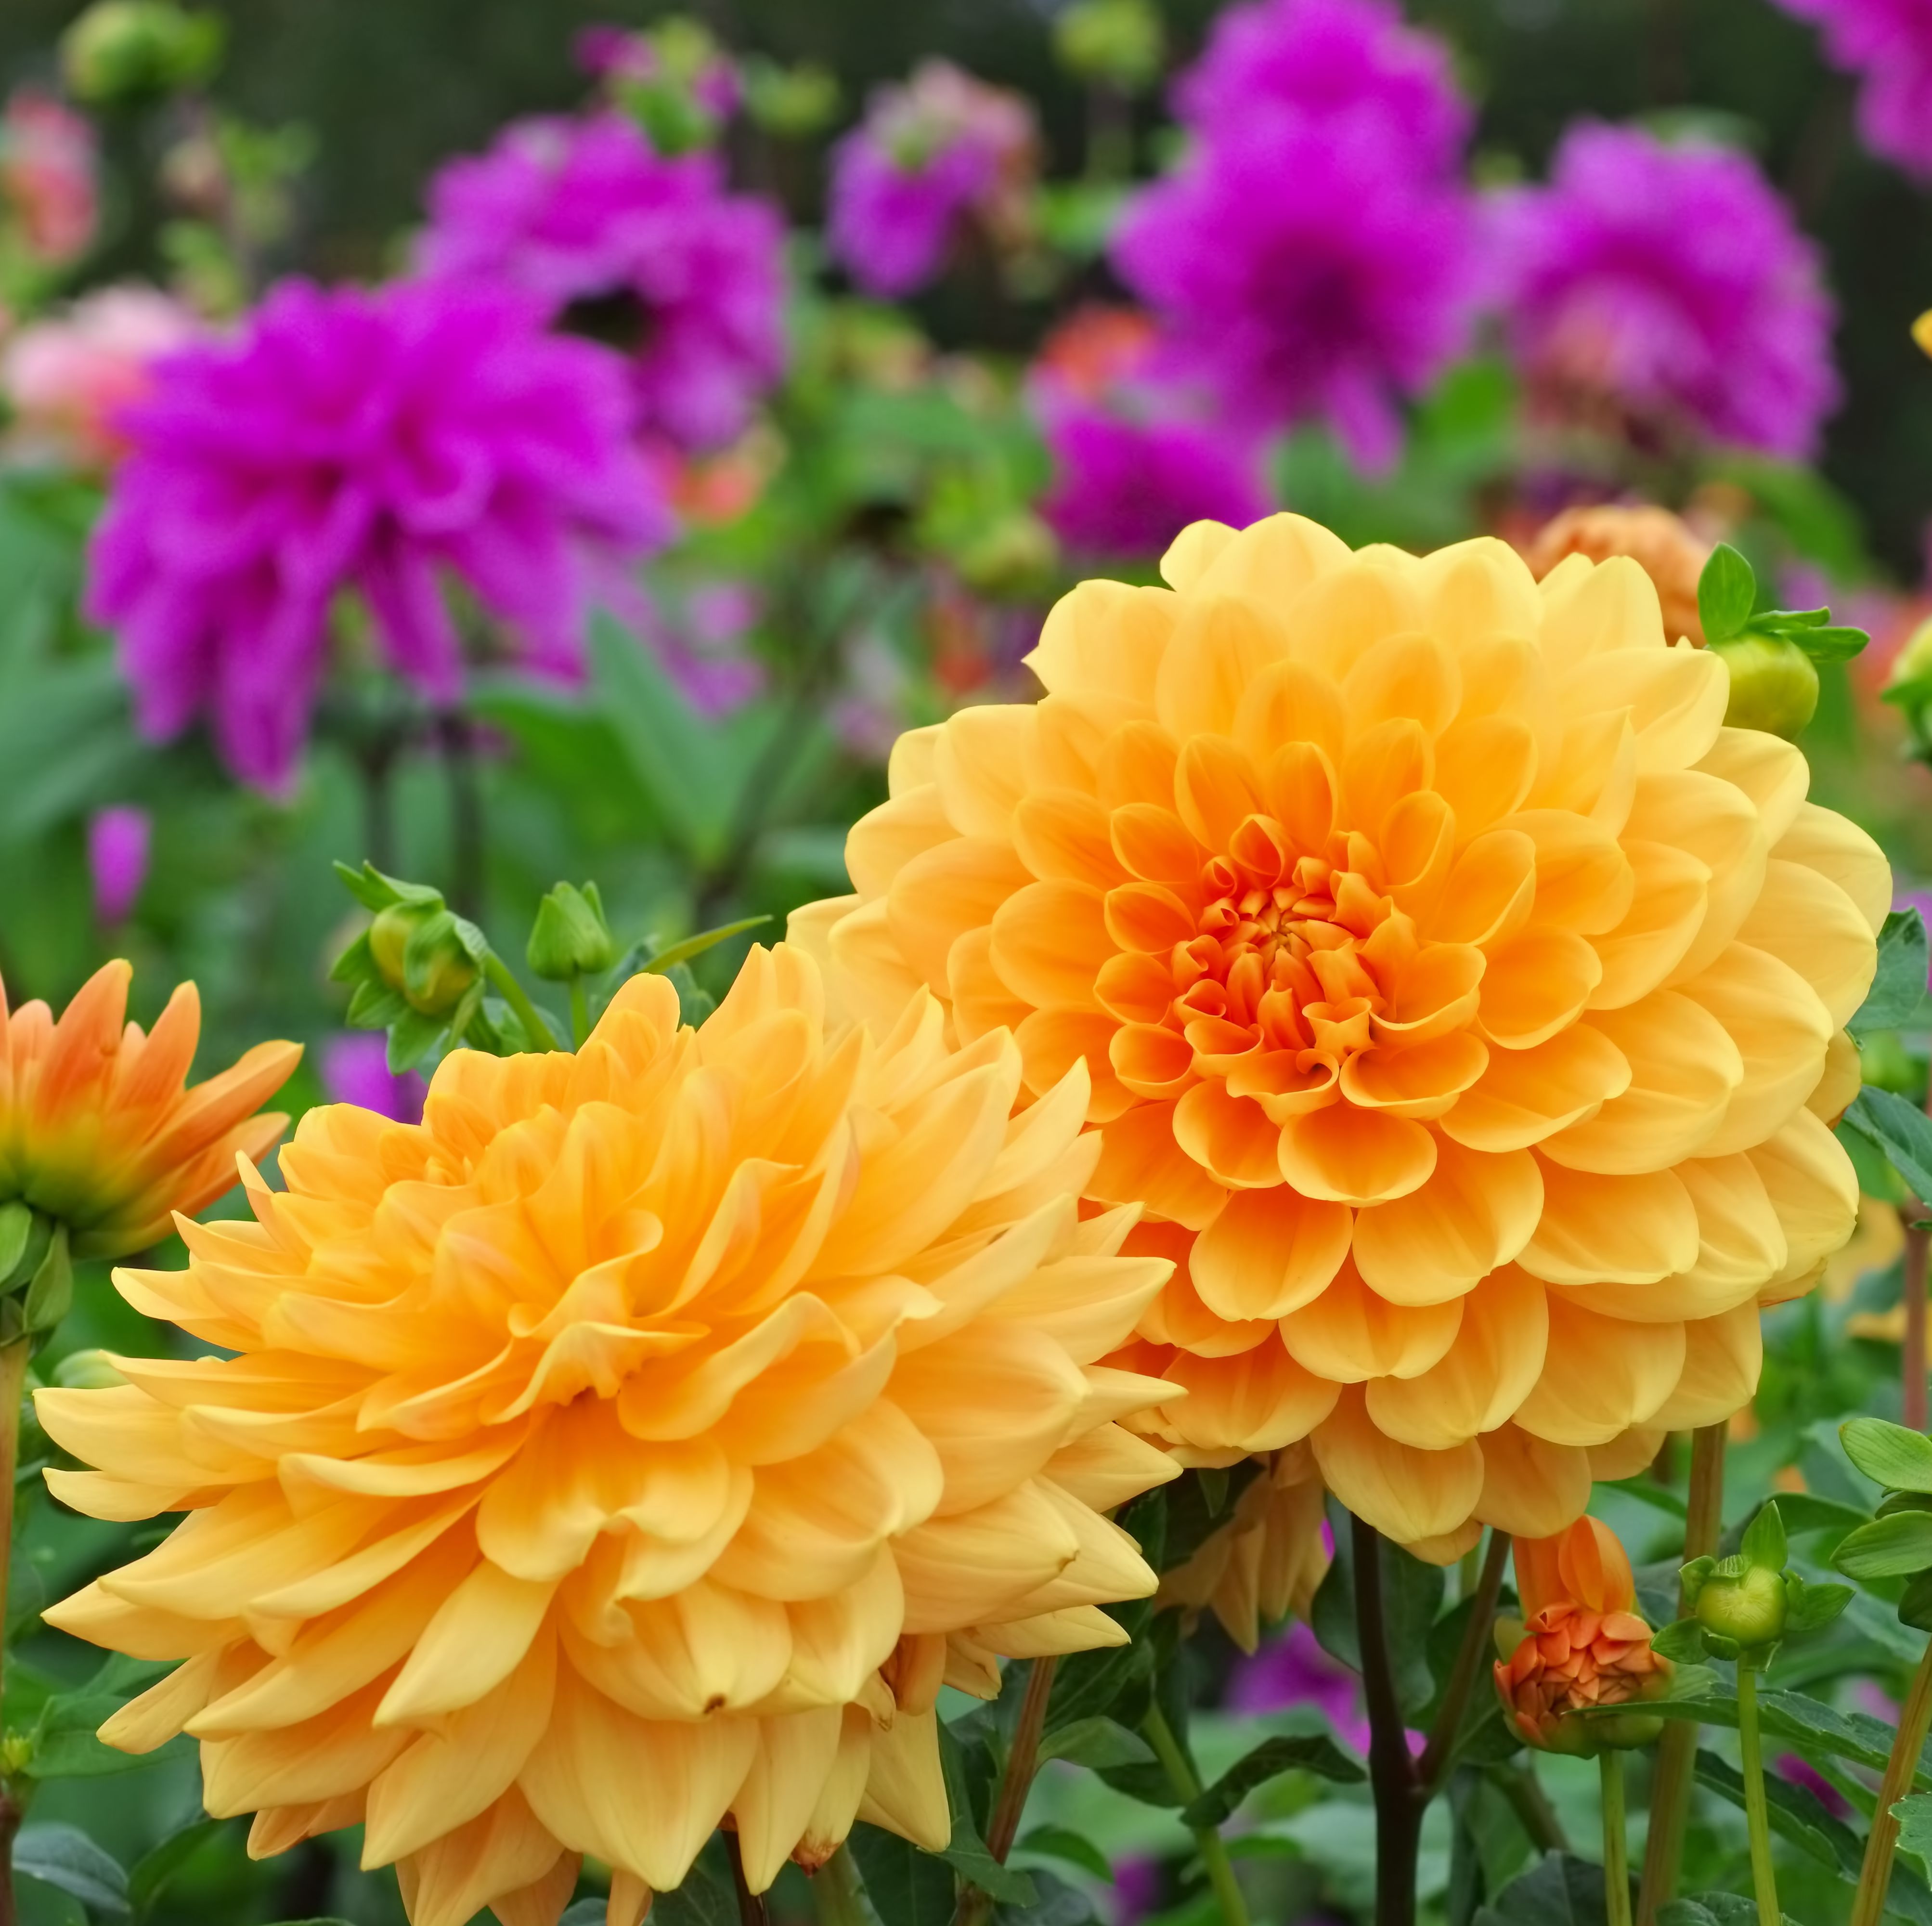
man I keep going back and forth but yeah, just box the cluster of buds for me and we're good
[330,864,491,1071]
[1696,542,1867,740]
[1493,1518,1673,1755]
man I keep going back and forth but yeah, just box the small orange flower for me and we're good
[0,961,299,1259]
[1494,1516,1669,1754]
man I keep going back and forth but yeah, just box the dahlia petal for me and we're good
[888,839,1032,995]
[845,787,956,900]
[1438,1023,1631,1153]
[1089,1100,1230,1229]
[732,1706,846,1891]
[395,1790,571,1926]
[855,1705,950,1851]
[1310,1388,1483,1547]
[890,1483,1081,1632]
[1343,716,1433,841]
[1512,1298,1686,1446]
[1277,1104,1436,1205]
[1340,1031,1489,1119]
[1420,538,1545,655]
[1156,593,1291,742]
[1648,1302,1763,1432]
[1097,719,1183,811]
[1517,1161,1699,1287]
[986,880,1112,1010]
[1286,557,1426,685]
[1043,1425,1184,1510]
[1679,943,1832,1157]
[1697,727,1809,843]
[1192,1187,1351,1321]
[1279,1262,1462,1383]
[936,705,1037,840]
[1160,519,1238,593]
[1025,579,1176,705]
[1191,512,1352,608]
[1352,1137,1542,1305]
[1434,716,1538,839]
[1735,857,1878,1029]
[1013,788,1124,886]
[1016,1008,1132,1121]
[379,1561,557,1723]
[1473,1423,1592,1540]
[1807,1028,1862,1125]
[1435,829,1538,948]
[1161,1338,1341,1452]
[1175,733,1267,852]
[1175,1081,1285,1187]
[1538,553,1663,661]
[1363,1266,1548,1448]
[202,1677,411,1818]
[1588,839,1711,1011]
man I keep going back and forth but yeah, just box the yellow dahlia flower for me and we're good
[796,513,1883,1556]
[39,947,1178,1926]
[1,960,298,1259]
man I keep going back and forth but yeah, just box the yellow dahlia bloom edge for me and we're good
[792,511,1884,1560]
[39,946,1181,1926]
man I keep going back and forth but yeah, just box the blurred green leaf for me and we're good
[1855,911,1931,1037]
[1842,1089,1932,1208]
[1474,1852,1614,1925]
[1035,1716,1154,1771]
[1016,1826,1113,1883]
[1844,1417,1932,1494]
[13,1827,126,1916]
[1181,1733,1365,1828]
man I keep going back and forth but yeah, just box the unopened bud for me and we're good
[527,883,618,982]
[368,903,480,1018]
[62,0,224,105]
[1693,1563,1788,1651]
[1054,0,1165,91]
[53,1348,127,1391]
[1713,634,1819,738]
[743,58,840,140]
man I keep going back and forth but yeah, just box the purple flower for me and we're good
[87,805,149,925]
[1493,122,1839,459]
[86,277,666,792]
[321,1032,426,1125]
[1776,1754,1852,1819]
[1173,0,1471,173]
[1111,110,1478,471]
[420,114,785,450]
[1773,0,1932,180]
[827,61,1037,298]
[1228,1622,1372,1749]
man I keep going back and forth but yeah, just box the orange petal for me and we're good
[1364,1267,1548,1447]
[1311,1387,1484,1548]
[1352,1138,1542,1305]
[1511,1297,1686,1446]
[1277,1106,1437,1206]
[1190,1188,1351,1321]
[1174,1082,1285,1189]
[1438,1024,1630,1154]
[1517,1161,1699,1287]
[1087,1101,1229,1231]
[1478,930,1602,1050]
[989,881,1112,1009]
[1279,1261,1462,1383]
[1162,1338,1341,1452]
[1473,1424,1592,1541]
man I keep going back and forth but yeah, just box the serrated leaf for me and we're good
[1016,1826,1113,1884]
[14,1825,127,1914]
[1833,1510,1932,1580]
[1035,1717,1154,1771]
[1742,1499,1788,1573]
[1844,1417,1932,1494]
[1698,543,1758,645]
[1843,1090,1932,1212]
[1648,1618,1709,1664]
[1898,1792,1932,1863]
[1855,911,1931,1036]
[1180,1733,1365,1828]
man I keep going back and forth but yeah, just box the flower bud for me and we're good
[1713,634,1819,738]
[1692,1562,1788,1651]
[61,1,223,105]
[527,883,618,982]
[1054,0,1165,91]
[1888,616,1932,747]
[53,1348,127,1391]
[742,59,840,140]
[368,902,480,1018]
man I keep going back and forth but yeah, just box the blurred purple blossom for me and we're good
[1173,0,1470,172]
[1228,1622,1372,1750]
[87,806,149,925]
[321,1032,427,1125]
[827,61,1037,298]
[87,278,666,792]
[1108,1856,1163,1926]
[420,114,785,450]
[573,24,741,120]
[1776,1754,1851,1819]
[644,580,765,716]
[1493,122,1839,459]
[1111,0,1477,472]
[1773,0,1932,179]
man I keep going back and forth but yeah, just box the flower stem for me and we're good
[0,1338,28,1926]
[1418,1529,1511,1796]
[1850,1632,1932,1926]
[816,1847,871,1926]
[955,1657,1060,1926]
[1351,1514,1423,1926]
[1736,1664,1780,1926]
[1141,1701,1250,1926]
[1637,1421,1726,1926]
[1904,1211,1929,1434]
[726,1830,769,1926]
[568,977,591,1050]
[482,953,560,1053]
[1601,1751,1633,1926]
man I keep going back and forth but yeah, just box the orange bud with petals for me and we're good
[1493,1517,1670,1755]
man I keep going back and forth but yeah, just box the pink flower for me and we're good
[2,286,202,468]
[86,277,669,792]
[86,806,149,925]
[1772,0,1932,180]
[0,89,96,267]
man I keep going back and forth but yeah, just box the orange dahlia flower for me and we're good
[0,960,298,1259]
[1494,1515,1669,1753]
[39,947,1178,1926]
[795,512,1882,1556]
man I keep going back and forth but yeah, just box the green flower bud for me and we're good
[956,514,1059,600]
[62,0,224,104]
[1054,0,1165,91]
[368,902,480,1018]
[527,883,618,983]
[1693,1563,1788,1651]
[742,59,840,139]
[1887,616,1932,748]
[1712,634,1819,739]
[53,1349,127,1391]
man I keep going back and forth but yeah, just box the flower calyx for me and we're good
[1697,543,1867,742]
[527,882,619,983]
[331,862,491,1070]
[1679,1499,1851,1669]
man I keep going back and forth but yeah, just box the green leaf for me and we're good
[0,1203,33,1285]
[1698,543,1758,645]
[25,1693,160,1780]
[13,1826,127,1915]
[1769,1492,1871,1536]
[1016,1826,1113,1884]
[1844,1417,1932,1495]
[1648,1618,1709,1664]
[936,1724,1035,1906]
[1474,1851,1617,1925]
[649,1854,738,1926]
[1901,1569,1932,1633]
[846,1822,958,1926]
[1898,1792,1932,1863]
[1856,911,1931,1036]
[641,916,772,976]
[22,1222,70,1333]
[127,1817,221,1920]
[1045,1635,1154,1734]
[384,1006,446,1075]
[1782,1575,1853,1633]
[1792,623,1870,663]
[1833,1511,1932,1580]
[1843,1090,1932,1210]
[1603,1476,1688,1519]
[1034,1717,1154,1771]
[995,1868,1098,1926]
[1589,1683,1907,1780]
[1742,1499,1788,1573]
[1659,1899,1795,1926]
[1180,1733,1365,1828]
[1312,1507,1443,1717]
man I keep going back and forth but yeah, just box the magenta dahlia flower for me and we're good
[1174,0,1471,173]
[418,114,785,451]
[86,277,666,792]
[827,61,1037,298]
[1773,0,1932,180]
[1494,122,1839,458]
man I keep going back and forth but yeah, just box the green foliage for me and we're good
[1854,911,1932,1037]
[1180,1735,1365,1828]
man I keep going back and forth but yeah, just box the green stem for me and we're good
[1141,1702,1250,1926]
[1601,1751,1633,1926]
[1638,1422,1726,1926]
[1737,1665,1780,1926]
[568,976,591,1050]
[815,1847,870,1926]
[1850,1633,1932,1926]
[0,1338,27,1926]
[482,953,560,1052]
[1418,1530,1511,1796]
[953,1657,1059,1926]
